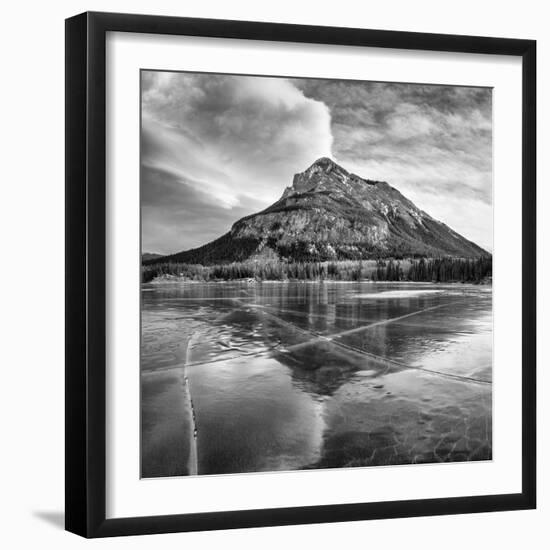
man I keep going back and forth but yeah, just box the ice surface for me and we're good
[141,281,492,476]
[354,289,443,299]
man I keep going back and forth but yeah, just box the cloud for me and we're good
[142,72,333,252]
[295,80,493,251]
[141,166,262,255]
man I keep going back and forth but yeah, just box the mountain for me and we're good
[147,157,489,265]
[142,252,163,262]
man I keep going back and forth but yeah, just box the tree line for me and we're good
[142,257,491,283]
[371,257,491,283]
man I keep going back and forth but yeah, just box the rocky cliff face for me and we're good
[150,158,489,265]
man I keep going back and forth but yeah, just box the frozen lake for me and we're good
[141,281,492,477]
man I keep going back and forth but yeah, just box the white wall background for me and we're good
[0,1,546,547]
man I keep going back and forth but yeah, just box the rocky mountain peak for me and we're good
[291,157,349,193]
[310,156,345,172]
[290,157,383,197]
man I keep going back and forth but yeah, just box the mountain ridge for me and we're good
[145,158,489,266]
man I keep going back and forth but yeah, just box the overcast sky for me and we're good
[141,71,492,254]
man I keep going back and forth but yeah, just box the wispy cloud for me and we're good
[141,166,261,254]
[295,80,492,250]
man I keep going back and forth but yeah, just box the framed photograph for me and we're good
[65,11,536,538]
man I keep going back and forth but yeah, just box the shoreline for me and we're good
[144,277,492,286]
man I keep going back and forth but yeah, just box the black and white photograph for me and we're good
[0,1,543,545]
[140,71,493,478]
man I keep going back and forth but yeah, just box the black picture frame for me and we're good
[65,11,536,538]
